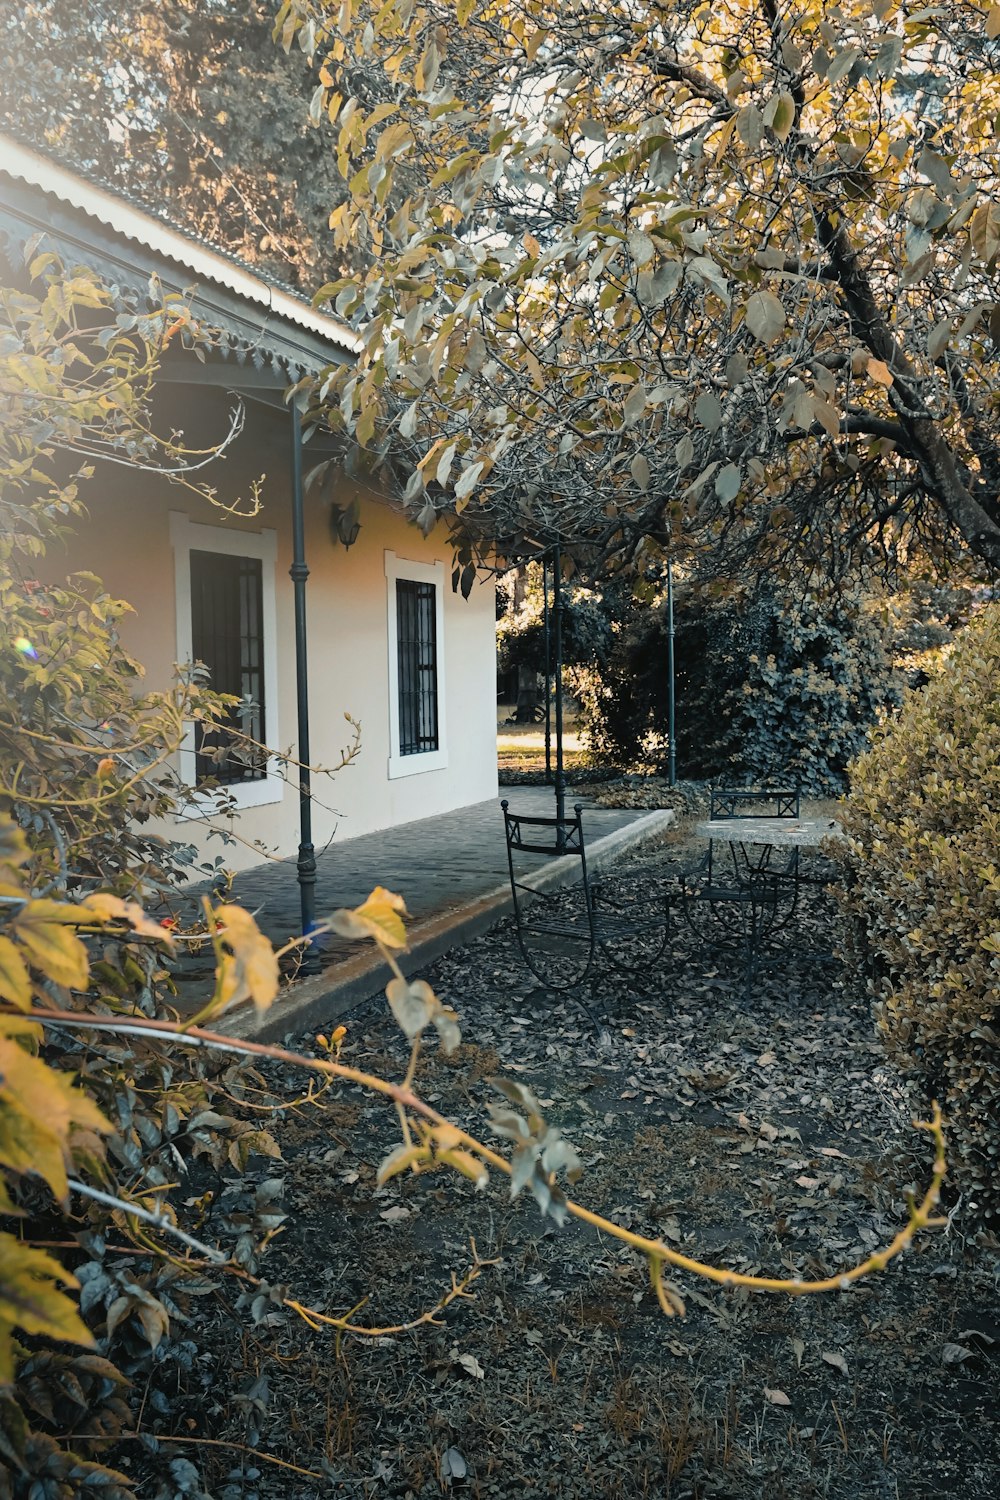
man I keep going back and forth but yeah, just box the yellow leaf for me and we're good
[10,912,89,991]
[78,892,176,950]
[866,357,893,387]
[0,936,31,1011]
[330,887,410,950]
[989,5,1000,41]
[0,1014,43,1043]
[438,1148,489,1189]
[376,1142,431,1185]
[0,1038,111,1203]
[0,820,28,881]
[13,898,91,925]
[0,1233,93,1379]
[185,907,280,1027]
[812,396,841,438]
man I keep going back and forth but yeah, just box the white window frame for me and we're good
[385,550,448,779]
[170,511,282,814]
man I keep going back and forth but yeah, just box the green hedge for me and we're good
[837,602,1000,1215]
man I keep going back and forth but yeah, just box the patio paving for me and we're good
[171,784,673,1039]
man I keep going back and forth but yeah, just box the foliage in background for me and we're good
[666,585,901,795]
[496,562,612,680]
[499,570,900,795]
[0,0,362,289]
[886,576,988,686]
[284,0,1000,584]
[837,602,1000,1218]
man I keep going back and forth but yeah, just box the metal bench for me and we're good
[501,800,671,1017]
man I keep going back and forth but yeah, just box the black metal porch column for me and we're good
[666,555,677,788]
[290,403,318,966]
[551,543,567,846]
[542,556,552,784]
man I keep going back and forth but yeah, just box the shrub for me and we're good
[836,602,1000,1215]
[578,583,899,794]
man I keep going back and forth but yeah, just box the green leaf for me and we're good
[675,433,695,469]
[432,1006,462,1054]
[715,463,742,503]
[825,45,861,87]
[736,105,764,150]
[745,290,785,344]
[399,400,419,438]
[454,459,485,503]
[436,441,458,486]
[764,91,796,142]
[385,976,436,1040]
[694,391,722,431]
[623,384,648,426]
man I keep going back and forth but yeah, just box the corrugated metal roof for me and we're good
[0,133,362,357]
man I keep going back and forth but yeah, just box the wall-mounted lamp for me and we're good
[329,497,361,550]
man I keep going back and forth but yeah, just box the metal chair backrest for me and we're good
[706,786,800,887]
[502,800,585,857]
[710,787,800,820]
[501,799,594,913]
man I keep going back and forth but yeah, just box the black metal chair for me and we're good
[501,800,671,1011]
[678,786,802,980]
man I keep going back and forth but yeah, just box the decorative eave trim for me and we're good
[0,133,362,358]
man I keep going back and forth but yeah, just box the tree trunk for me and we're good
[514,665,540,723]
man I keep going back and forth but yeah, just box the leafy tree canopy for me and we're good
[0,0,354,288]
[288,0,1000,582]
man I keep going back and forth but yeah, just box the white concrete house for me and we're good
[0,136,498,923]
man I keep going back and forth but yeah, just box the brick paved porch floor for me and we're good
[171,785,672,1038]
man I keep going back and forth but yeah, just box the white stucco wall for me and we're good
[46,389,498,873]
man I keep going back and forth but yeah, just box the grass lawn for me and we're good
[497,711,589,774]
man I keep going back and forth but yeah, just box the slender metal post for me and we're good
[666,555,677,788]
[290,404,318,966]
[552,543,567,845]
[542,556,552,783]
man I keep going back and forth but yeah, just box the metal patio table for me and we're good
[684,815,843,984]
[694,816,843,854]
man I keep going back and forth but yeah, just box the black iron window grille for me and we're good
[396,578,439,756]
[190,549,267,785]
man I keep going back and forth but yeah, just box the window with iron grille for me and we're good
[396,577,439,756]
[190,549,266,784]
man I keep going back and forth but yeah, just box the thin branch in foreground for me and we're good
[67,1179,228,1264]
[21,1005,949,1321]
